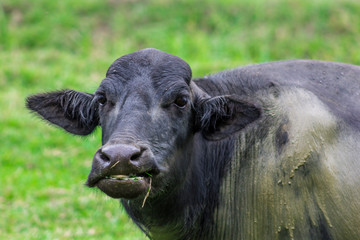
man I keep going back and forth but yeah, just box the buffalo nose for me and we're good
[99,144,143,165]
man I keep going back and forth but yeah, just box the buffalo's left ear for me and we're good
[26,90,99,135]
[195,95,261,140]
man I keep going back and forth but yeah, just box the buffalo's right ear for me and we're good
[26,90,99,135]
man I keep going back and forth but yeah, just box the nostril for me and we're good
[99,150,110,162]
[99,144,146,164]
[130,150,143,161]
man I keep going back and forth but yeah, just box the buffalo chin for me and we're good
[96,178,149,199]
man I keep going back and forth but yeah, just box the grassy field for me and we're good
[1,0,359,239]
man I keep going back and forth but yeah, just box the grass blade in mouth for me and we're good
[108,175,144,181]
[142,177,152,208]
[144,171,152,177]
[110,160,120,169]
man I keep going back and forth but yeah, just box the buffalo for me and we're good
[27,48,360,239]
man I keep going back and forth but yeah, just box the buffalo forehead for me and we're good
[106,48,192,85]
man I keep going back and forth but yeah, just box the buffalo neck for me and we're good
[121,133,237,240]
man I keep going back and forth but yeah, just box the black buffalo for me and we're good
[27,49,360,239]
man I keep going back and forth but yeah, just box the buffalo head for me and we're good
[26,48,260,200]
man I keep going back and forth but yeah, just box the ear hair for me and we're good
[195,96,230,132]
[59,90,98,129]
[194,94,261,140]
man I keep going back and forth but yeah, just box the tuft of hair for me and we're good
[195,96,231,133]
[59,90,98,129]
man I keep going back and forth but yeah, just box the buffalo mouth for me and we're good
[90,171,157,199]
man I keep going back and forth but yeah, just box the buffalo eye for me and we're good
[174,95,188,108]
[97,95,107,105]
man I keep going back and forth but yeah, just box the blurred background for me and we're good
[1,0,359,239]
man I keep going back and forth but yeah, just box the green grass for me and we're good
[1,0,359,239]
